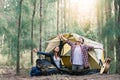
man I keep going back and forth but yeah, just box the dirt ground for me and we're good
[0,66,120,80]
[0,73,120,80]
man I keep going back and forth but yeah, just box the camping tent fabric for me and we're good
[45,33,104,69]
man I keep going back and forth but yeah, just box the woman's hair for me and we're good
[52,46,60,57]
[52,46,58,52]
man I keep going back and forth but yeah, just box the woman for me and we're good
[33,46,62,69]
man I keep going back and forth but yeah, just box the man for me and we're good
[60,35,102,71]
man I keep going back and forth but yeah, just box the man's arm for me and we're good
[86,45,103,51]
[94,47,103,50]
[85,45,94,51]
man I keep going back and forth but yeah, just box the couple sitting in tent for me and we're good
[33,34,103,72]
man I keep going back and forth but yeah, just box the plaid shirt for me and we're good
[67,40,94,68]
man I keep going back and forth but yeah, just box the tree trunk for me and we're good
[114,0,118,21]
[118,3,120,22]
[68,0,71,28]
[116,36,120,74]
[97,0,103,38]
[31,0,36,65]
[39,0,42,52]
[16,0,23,75]
[60,0,63,32]
[116,1,120,74]
[64,0,66,32]
[57,0,59,34]
[105,0,112,21]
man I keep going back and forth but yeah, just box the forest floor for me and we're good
[0,66,120,80]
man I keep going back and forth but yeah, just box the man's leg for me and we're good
[78,65,84,71]
[72,65,77,70]
[72,65,77,75]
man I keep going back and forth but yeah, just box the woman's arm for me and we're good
[33,48,51,57]
[37,51,51,57]
[59,35,67,42]
[59,40,64,54]
[59,35,73,46]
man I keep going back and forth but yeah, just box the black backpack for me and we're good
[36,59,58,75]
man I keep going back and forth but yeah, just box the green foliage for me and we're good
[101,18,115,39]
[0,0,37,65]
[69,21,97,41]
[100,16,120,73]
[48,0,58,3]
[73,27,85,36]
[101,17,120,42]
[0,18,8,34]
[22,0,32,15]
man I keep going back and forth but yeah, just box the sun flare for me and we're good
[70,0,97,26]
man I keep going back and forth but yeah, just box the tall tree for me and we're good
[114,0,120,22]
[39,0,42,51]
[114,0,118,21]
[105,0,112,21]
[16,0,23,75]
[64,0,66,32]
[97,0,105,43]
[113,0,120,74]
[31,0,36,65]
[118,1,120,22]
[57,0,59,34]
[60,0,63,32]
[97,0,102,37]
[104,0,112,58]
[116,0,120,74]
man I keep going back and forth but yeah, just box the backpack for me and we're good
[36,59,58,75]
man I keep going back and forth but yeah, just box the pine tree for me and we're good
[39,0,42,51]
[57,0,59,34]
[16,0,23,75]
[31,0,36,65]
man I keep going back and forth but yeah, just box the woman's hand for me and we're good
[32,48,38,53]
[58,34,62,39]
[59,34,68,41]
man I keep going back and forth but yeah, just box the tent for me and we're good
[45,33,105,70]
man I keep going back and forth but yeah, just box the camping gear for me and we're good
[36,59,58,75]
[30,59,58,76]
[45,33,105,70]
[30,67,42,76]
[100,57,112,74]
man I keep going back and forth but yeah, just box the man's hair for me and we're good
[81,38,84,44]
[79,37,84,44]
